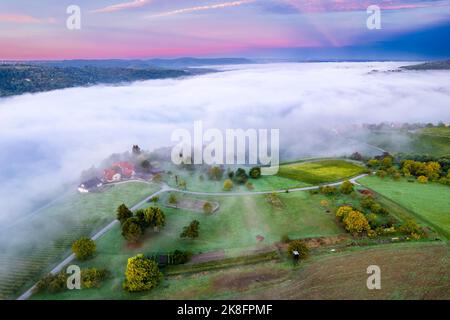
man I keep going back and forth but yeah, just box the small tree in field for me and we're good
[249,167,261,179]
[287,240,309,259]
[417,175,428,184]
[339,181,354,194]
[168,193,178,206]
[223,179,234,191]
[203,202,213,214]
[117,204,133,224]
[180,220,200,239]
[123,254,162,292]
[72,237,96,261]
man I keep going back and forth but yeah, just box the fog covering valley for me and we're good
[0,61,450,249]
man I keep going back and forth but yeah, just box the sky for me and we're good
[1,0,450,60]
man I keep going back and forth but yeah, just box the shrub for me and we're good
[35,272,67,294]
[168,193,178,205]
[399,220,423,236]
[417,175,428,184]
[287,240,309,259]
[319,185,337,196]
[223,179,234,191]
[81,268,110,289]
[123,254,162,292]
[180,220,200,239]
[203,202,213,214]
[72,237,96,261]
[339,181,354,194]
[169,250,192,265]
[376,170,387,178]
[343,210,370,234]
[249,167,261,179]
[336,206,353,220]
[246,182,254,190]
[233,168,249,184]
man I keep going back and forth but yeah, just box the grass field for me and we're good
[31,190,346,299]
[32,242,450,300]
[359,176,450,240]
[277,160,366,184]
[0,181,159,299]
[366,129,450,157]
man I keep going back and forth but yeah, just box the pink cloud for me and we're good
[92,0,151,13]
[0,14,55,24]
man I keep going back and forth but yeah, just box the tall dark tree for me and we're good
[117,204,133,224]
[180,220,200,239]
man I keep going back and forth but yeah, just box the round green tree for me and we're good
[117,204,133,224]
[123,254,162,292]
[72,237,96,261]
[121,217,143,242]
[249,167,261,179]
[339,181,354,194]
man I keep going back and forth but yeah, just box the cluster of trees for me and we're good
[123,254,162,292]
[118,204,166,243]
[205,166,261,191]
[180,220,200,239]
[317,180,355,196]
[35,267,109,293]
[366,155,450,185]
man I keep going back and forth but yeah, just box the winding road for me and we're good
[17,173,368,300]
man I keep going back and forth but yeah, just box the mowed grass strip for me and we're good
[278,160,366,185]
[360,176,450,239]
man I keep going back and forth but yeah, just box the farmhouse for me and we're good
[77,177,103,193]
[103,162,135,183]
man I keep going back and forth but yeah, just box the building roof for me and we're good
[80,177,102,189]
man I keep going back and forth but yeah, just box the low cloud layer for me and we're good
[1,62,450,225]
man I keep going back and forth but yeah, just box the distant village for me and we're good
[78,145,164,193]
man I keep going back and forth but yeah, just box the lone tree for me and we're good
[117,204,133,224]
[180,220,200,239]
[287,240,309,260]
[249,167,262,179]
[121,217,143,242]
[203,202,213,214]
[233,168,249,184]
[339,181,354,194]
[123,254,162,292]
[72,237,96,261]
[168,193,178,206]
[208,166,224,181]
[223,179,234,191]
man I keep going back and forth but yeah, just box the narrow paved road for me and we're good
[17,173,368,300]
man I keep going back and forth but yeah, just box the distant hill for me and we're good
[400,59,450,70]
[19,57,253,69]
[0,64,211,97]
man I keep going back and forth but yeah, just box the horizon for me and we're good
[1,1,450,60]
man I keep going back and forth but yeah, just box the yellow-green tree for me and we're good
[72,237,96,261]
[417,175,428,184]
[223,179,234,191]
[343,210,370,234]
[123,254,162,292]
[336,206,353,220]
[339,181,354,194]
